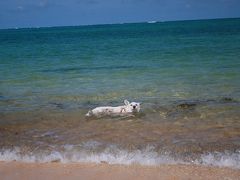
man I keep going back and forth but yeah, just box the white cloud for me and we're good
[17,6,24,11]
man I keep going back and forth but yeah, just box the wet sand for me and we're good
[0,162,239,180]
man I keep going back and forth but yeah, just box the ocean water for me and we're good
[0,18,240,168]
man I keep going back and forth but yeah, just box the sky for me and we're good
[0,0,240,29]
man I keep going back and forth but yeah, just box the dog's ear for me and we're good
[124,100,130,106]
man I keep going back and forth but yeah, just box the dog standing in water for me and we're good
[85,100,140,117]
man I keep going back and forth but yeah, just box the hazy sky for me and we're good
[0,0,240,28]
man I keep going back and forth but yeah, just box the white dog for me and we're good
[85,100,140,117]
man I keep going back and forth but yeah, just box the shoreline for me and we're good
[0,162,239,180]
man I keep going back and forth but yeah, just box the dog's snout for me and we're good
[133,106,136,109]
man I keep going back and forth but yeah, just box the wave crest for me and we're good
[0,144,239,169]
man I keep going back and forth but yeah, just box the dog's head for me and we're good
[124,100,141,112]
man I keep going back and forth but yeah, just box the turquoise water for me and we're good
[0,18,240,168]
[1,18,240,112]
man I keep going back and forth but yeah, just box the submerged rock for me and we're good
[49,102,65,109]
[177,103,196,109]
[220,97,236,103]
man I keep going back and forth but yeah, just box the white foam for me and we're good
[196,151,240,169]
[0,145,180,165]
[0,145,239,169]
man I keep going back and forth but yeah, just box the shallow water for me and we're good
[0,18,240,168]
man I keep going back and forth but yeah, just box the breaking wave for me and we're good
[0,143,239,169]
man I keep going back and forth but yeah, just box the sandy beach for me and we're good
[0,162,239,180]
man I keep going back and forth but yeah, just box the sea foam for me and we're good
[0,144,239,169]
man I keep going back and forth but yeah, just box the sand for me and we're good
[0,162,240,180]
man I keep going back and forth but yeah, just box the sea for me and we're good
[0,18,240,168]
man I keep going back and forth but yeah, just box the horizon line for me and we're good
[0,16,239,30]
